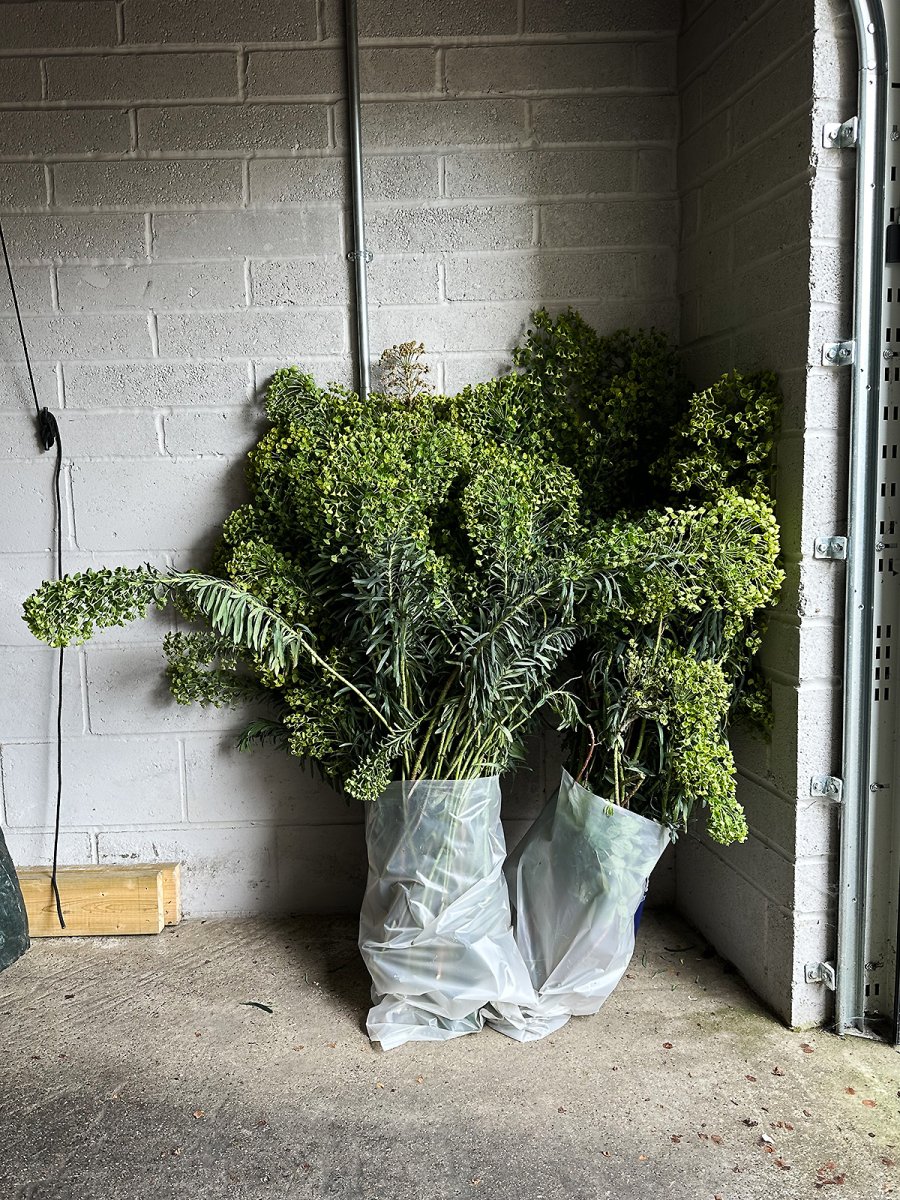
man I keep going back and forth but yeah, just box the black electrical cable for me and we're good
[0,215,66,929]
[48,416,65,932]
[0,221,40,426]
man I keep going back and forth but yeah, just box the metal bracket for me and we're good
[814,535,848,560]
[346,249,374,264]
[822,116,859,149]
[822,340,856,366]
[805,961,837,990]
[810,775,843,801]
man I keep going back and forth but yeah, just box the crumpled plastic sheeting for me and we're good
[487,768,671,1042]
[360,776,535,1050]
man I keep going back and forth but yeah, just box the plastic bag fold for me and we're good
[486,768,671,1041]
[359,775,535,1050]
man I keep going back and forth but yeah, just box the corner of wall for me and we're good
[675,0,857,1027]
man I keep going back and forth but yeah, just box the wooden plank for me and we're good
[160,863,182,926]
[17,865,165,937]
[17,862,182,922]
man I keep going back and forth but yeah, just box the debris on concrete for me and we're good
[0,910,897,1200]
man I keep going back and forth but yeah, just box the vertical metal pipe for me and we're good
[344,0,372,400]
[838,0,888,1036]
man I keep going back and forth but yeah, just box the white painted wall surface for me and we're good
[0,0,681,916]
[0,1,860,1032]
[675,0,856,1026]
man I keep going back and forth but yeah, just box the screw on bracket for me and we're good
[347,249,374,263]
[814,535,848,560]
[822,117,858,148]
[810,775,843,801]
[822,340,855,366]
[804,961,837,990]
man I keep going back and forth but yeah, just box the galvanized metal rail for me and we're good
[344,0,372,401]
[839,0,897,1042]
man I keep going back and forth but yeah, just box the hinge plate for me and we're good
[810,774,843,801]
[814,535,848,560]
[805,961,837,989]
[822,340,856,366]
[822,117,859,148]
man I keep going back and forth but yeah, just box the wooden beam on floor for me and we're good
[16,863,182,937]
[160,863,182,927]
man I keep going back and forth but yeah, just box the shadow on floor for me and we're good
[0,910,897,1200]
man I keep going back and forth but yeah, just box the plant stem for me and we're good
[400,662,411,777]
[410,667,459,779]
[626,615,667,802]
[448,722,480,779]
[576,724,597,784]
[434,696,468,777]
[623,776,644,806]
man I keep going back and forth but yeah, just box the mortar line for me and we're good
[177,738,188,821]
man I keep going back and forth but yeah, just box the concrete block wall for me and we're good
[0,0,680,915]
[676,0,856,1026]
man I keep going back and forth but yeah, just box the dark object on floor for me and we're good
[0,829,29,971]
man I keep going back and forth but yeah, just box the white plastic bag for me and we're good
[487,768,671,1041]
[359,776,536,1050]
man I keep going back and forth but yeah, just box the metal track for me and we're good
[344,0,372,401]
[840,0,899,1043]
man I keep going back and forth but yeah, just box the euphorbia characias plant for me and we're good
[24,315,783,845]
[25,341,603,801]
[23,313,785,1048]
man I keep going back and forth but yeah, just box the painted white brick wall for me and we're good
[0,0,681,917]
[676,0,856,1026]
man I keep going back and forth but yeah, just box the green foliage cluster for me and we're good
[665,369,781,504]
[516,313,783,841]
[25,341,611,805]
[23,311,784,844]
[513,308,694,518]
[23,565,165,647]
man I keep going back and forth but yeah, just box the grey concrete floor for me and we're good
[0,910,898,1200]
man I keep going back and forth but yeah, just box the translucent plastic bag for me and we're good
[488,768,671,1042]
[359,776,536,1050]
